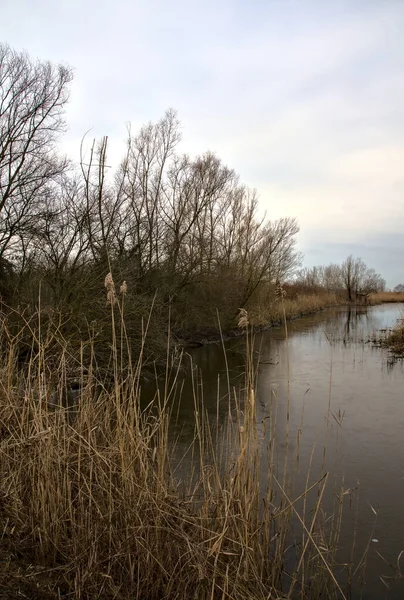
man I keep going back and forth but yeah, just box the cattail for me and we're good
[104,272,115,291]
[275,280,287,301]
[120,280,127,295]
[106,289,117,306]
[105,273,117,305]
[237,308,249,329]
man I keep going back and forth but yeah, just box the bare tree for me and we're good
[341,256,364,301]
[0,43,73,258]
[320,263,343,292]
[33,175,93,306]
[361,268,385,294]
[265,217,301,283]
[80,136,126,264]
[294,266,322,288]
[116,110,181,275]
[161,152,236,280]
[341,256,384,300]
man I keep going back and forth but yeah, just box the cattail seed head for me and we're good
[120,280,128,295]
[104,272,115,291]
[237,308,249,329]
[275,280,287,301]
[106,289,117,306]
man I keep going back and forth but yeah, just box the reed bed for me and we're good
[251,292,340,326]
[0,283,354,599]
[381,321,404,354]
[369,292,404,304]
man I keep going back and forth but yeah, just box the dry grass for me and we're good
[381,322,404,354]
[0,296,354,599]
[369,292,404,304]
[251,292,340,326]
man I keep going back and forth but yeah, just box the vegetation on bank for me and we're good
[383,326,404,354]
[0,42,393,600]
[0,43,303,361]
[293,259,385,303]
[0,294,357,600]
[249,291,340,326]
[365,293,404,355]
[0,43,386,367]
[380,317,404,355]
[369,291,404,304]
[180,291,342,346]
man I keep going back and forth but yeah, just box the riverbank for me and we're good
[178,292,343,347]
[370,291,404,303]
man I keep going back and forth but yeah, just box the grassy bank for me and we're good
[179,292,343,347]
[0,302,354,600]
[370,291,404,303]
[251,292,341,326]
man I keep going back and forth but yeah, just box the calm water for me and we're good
[156,304,404,599]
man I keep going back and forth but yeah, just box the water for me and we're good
[158,303,404,599]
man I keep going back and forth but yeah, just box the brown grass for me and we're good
[251,292,340,325]
[0,298,354,599]
[369,292,404,304]
[381,322,404,354]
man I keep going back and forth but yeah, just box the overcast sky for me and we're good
[2,0,404,287]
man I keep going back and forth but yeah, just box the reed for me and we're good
[251,292,340,326]
[0,283,356,599]
[381,321,404,354]
[369,291,404,304]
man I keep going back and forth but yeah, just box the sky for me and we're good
[2,0,404,287]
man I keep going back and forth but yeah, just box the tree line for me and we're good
[293,256,385,300]
[0,43,388,366]
[0,43,303,362]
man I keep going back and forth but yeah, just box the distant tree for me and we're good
[0,43,73,260]
[294,266,321,288]
[294,258,384,301]
[341,256,364,301]
[293,263,343,292]
[320,263,343,292]
[361,268,385,295]
[341,255,385,300]
[394,284,404,293]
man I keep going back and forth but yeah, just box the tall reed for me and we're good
[0,280,354,599]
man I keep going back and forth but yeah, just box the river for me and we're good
[152,303,404,599]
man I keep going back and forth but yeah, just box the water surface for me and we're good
[162,304,404,599]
